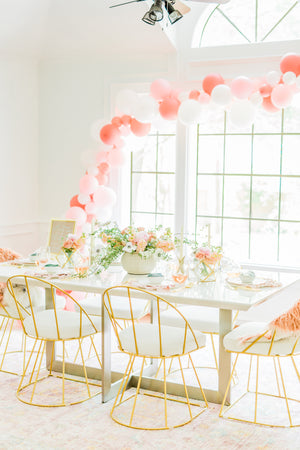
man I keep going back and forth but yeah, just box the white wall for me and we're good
[0,59,39,255]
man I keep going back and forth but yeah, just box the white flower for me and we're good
[123,242,137,253]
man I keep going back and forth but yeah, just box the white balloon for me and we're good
[229,100,255,128]
[115,89,139,116]
[265,70,281,86]
[178,99,202,126]
[85,201,98,215]
[132,96,158,123]
[96,207,113,222]
[87,166,99,176]
[211,84,232,106]
[283,71,297,85]
[249,92,263,107]
[78,193,90,205]
[80,149,98,168]
[296,75,300,89]
[178,91,190,102]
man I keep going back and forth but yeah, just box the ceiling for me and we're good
[0,0,206,58]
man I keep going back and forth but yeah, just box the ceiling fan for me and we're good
[110,0,230,26]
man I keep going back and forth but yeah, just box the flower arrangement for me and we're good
[94,223,175,272]
[62,234,84,255]
[193,245,223,282]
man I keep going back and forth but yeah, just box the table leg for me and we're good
[218,309,232,404]
[102,295,111,403]
[45,287,55,369]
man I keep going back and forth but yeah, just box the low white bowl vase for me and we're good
[121,253,156,275]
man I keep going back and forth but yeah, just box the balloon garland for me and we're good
[66,52,300,232]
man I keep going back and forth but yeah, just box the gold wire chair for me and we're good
[103,285,208,430]
[7,275,102,407]
[219,323,300,427]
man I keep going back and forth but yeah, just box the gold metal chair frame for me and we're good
[219,330,300,427]
[7,275,102,407]
[103,285,208,430]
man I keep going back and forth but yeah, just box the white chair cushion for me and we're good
[160,305,219,333]
[224,322,300,356]
[79,294,149,320]
[0,292,66,320]
[119,323,206,357]
[23,310,101,340]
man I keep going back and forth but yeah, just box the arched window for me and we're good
[193,0,300,48]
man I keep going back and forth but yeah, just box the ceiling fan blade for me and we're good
[173,0,191,15]
[186,0,230,4]
[109,0,146,8]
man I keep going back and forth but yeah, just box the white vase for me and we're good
[121,253,156,275]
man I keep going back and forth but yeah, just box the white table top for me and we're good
[0,263,298,312]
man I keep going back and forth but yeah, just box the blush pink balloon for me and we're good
[262,96,280,113]
[85,201,98,215]
[107,148,127,167]
[79,174,98,195]
[119,124,131,136]
[111,116,122,127]
[189,90,200,100]
[231,76,253,99]
[96,150,109,164]
[159,97,180,120]
[280,53,300,76]
[96,172,108,185]
[271,85,293,108]
[86,214,95,223]
[100,124,121,145]
[66,206,87,226]
[259,84,273,98]
[93,186,117,208]
[150,79,172,100]
[121,115,131,126]
[202,73,224,95]
[98,162,111,175]
[130,119,151,137]
[198,92,211,105]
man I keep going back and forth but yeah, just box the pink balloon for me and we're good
[111,116,122,127]
[271,85,293,108]
[189,90,200,100]
[280,53,300,76]
[70,195,83,208]
[98,162,111,175]
[107,148,127,167]
[113,138,125,149]
[79,174,98,195]
[66,206,87,226]
[85,201,98,215]
[259,84,273,98]
[150,78,172,100]
[202,73,224,95]
[119,124,131,136]
[198,92,211,105]
[262,96,279,113]
[159,97,180,120]
[86,214,95,223]
[100,124,121,146]
[231,76,253,99]
[130,119,151,137]
[96,172,108,185]
[121,115,131,126]
[93,186,117,208]
[96,150,109,164]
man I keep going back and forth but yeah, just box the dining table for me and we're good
[0,261,297,405]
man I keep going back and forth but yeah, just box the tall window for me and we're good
[194,0,300,47]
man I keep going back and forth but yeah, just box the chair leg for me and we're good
[210,333,219,373]
[254,356,259,424]
[111,355,135,414]
[219,353,239,417]
[129,357,145,427]
[78,339,91,399]
[0,318,14,370]
[188,354,208,407]
[291,356,300,382]
[277,356,293,427]
[30,341,46,404]
[178,356,192,420]
[163,358,168,428]
[273,356,282,396]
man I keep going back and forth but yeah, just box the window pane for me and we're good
[157,174,175,214]
[223,176,250,218]
[279,222,300,265]
[157,135,176,172]
[156,214,175,229]
[225,135,252,174]
[252,135,281,174]
[197,175,223,216]
[280,178,300,221]
[131,213,156,228]
[196,218,222,247]
[132,173,156,213]
[251,177,279,220]
[198,136,224,173]
[223,219,249,260]
[282,135,300,176]
[132,136,156,172]
[253,108,282,133]
[284,105,300,133]
[250,220,278,262]
[198,107,225,134]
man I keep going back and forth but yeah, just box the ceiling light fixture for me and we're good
[142,0,183,26]
[165,0,183,24]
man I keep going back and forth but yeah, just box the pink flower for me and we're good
[195,247,211,261]
[136,239,147,253]
[137,227,145,232]
[157,240,175,252]
[134,231,149,244]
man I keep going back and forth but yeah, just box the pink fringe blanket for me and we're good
[0,248,22,302]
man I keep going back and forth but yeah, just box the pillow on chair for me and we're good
[268,298,300,339]
[2,286,45,316]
